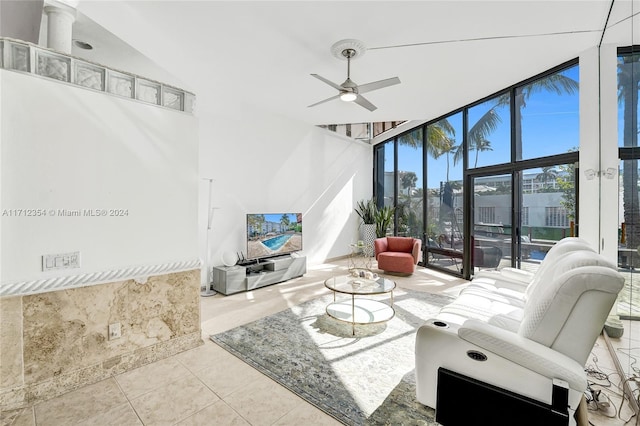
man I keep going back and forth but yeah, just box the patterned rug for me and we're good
[211,289,453,425]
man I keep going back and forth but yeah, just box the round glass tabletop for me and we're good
[324,274,396,296]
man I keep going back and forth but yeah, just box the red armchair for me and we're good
[374,236,422,274]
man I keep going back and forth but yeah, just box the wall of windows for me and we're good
[374,136,424,240]
[396,128,423,240]
[613,49,640,404]
[374,60,579,278]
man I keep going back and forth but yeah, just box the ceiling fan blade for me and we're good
[357,77,401,94]
[308,93,341,108]
[354,94,377,111]
[310,74,343,91]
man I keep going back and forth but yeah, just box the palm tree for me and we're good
[466,107,500,168]
[438,142,459,182]
[397,172,416,235]
[472,137,493,168]
[397,128,423,148]
[426,119,459,182]
[619,54,640,257]
[280,214,291,232]
[426,119,455,158]
[556,156,576,221]
[509,71,578,158]
[401,171,418,195]
[457,71,577,170]
[535,166,558,190]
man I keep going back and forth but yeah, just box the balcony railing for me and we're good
[0,37,195,114]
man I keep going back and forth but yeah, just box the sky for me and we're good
[390,65,580,191]
[254,213,298,224]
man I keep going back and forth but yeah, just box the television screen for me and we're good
[246,213,302,260]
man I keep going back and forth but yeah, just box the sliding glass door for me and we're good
[470,174,512,272]
[468,163,577,275]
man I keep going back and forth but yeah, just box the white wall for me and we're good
[197,99,372,284]
[1,70,199,287]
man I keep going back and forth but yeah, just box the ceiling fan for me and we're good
[308,39,400,112]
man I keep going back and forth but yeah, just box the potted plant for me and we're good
[355,199,377,256]
[355,198,377,225]
[375,205,395,238]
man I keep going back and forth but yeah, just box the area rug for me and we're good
[210,289,453,425]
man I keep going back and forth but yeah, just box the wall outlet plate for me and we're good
[108,322,121,340]
[42,251,80,271]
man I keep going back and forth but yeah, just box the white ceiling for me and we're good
[65,1,640,126]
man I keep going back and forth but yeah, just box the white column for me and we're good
[598,44,619,262]
[578,44,618,261]
[579,46,601,251]
[44,4,75,54]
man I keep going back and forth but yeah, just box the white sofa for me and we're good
[415,239,624,425]
[472,236,595,289]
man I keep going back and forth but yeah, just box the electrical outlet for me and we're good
[108,322,121,340]
[42,251,80,271]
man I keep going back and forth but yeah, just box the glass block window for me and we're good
[0,38,194,114]
[137,79,161,104]
[545,206,569,227]
[477,206,496,224]
[163,87,183,110]
[522,206,529,225]
[10,42,30,72]
[184,93,196,113]
[107,71,134,98]
[75,62,105,91]
[36,51,70,82]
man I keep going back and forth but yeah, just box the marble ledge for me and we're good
[0,259,201,297]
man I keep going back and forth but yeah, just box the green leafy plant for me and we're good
[375,205,395,238]
[355,198,377,225]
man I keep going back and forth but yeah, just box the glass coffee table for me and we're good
[324,273,396,335]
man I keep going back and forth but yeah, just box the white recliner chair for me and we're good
[415,246,624,426]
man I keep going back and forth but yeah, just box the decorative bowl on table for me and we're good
[349,268,378,280]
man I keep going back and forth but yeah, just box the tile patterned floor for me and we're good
[1,259,635,425]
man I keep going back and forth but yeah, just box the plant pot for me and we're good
[361,224,376,257]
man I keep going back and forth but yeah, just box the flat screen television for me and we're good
[246,213,302,260]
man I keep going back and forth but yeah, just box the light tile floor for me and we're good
[1,259,635,425]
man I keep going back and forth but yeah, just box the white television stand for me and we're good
[211,254,306,295]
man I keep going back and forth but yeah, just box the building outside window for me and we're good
[545,207,569,227]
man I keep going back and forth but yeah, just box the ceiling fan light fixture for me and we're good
[340,92,357,102]
[308,39,400,112]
